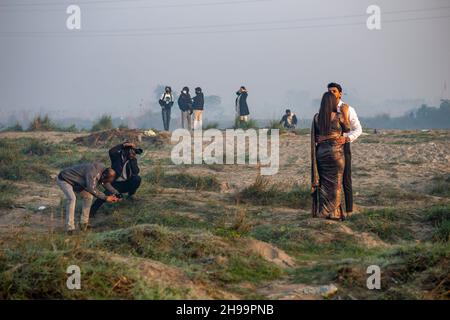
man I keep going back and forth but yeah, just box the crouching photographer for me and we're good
[90,142,142,216]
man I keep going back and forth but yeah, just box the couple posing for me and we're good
[311,83,362,221]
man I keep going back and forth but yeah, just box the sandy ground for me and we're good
[1,129,449,232]
[0,129,449,299]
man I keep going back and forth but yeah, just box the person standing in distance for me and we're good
[159,86,174,131]
[236,86,250,126]
[192,87,204,130]
[178,86,193,130]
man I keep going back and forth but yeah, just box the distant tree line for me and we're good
[2,99,449,132]
[362,100,450,129]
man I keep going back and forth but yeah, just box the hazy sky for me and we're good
[0,0,449,120]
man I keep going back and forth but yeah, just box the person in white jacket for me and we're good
[327,82,362,214]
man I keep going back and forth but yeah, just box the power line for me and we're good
[62,5,450,33]
[0,14,448,38]
[0,0,272,10]
[0,3,449,31]
[0,0,236,6]
[1,5,449,35]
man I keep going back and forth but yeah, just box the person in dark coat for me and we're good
[192,87,204,130]
[90,142,142,216]
[280,109,298,129]
[159,86,174,131]
[178,86,193,130]
[236,86,250,125]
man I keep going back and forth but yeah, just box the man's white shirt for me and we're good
[337,100,362,143]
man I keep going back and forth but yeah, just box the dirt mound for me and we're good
[296,218,387,248]
[73,128,171,147]
[336,223,388,248]
[247,239,296,268]
[96,251,237,299]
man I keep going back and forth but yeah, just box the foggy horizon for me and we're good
[1,0,449,123]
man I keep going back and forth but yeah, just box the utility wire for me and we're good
[0,0,266,5]
[62,5,450,33]
[0,0,272,10]
[0,14,448,38]
[1,3,449,29]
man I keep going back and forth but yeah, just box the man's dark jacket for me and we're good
[109,144,140,180]
[192,93,204,110]
[280,114,298,128]
[178,92,193,112]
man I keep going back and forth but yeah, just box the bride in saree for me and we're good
[311,92,351,221]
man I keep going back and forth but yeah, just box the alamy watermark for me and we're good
[66,5,81,30]
[367,5,382,30]
[171,129,279,176]
[66,265,81,290]
[366,265,381,290]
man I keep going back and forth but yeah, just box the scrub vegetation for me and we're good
[0,129,449,299]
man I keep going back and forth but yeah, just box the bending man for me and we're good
[57,162,120,234]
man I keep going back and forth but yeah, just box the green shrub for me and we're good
[91,115,113,132]
[26,115,77,132]
[3,123,23,132]
[234,117,258,129]
[90,224,283,285]
[293,128,310,135]
[268,120,286,134]
[163,173,220,191]
[22,140,56,156]
[214,208,253,238]
[347,209,412,242]
[145,169,220,191]
[426,205,450,224]
[64,124,79,133]
[28,115,58,131]
[90,224,225,263]
[239,176,310,209]
[426,205,450,242]
[0,139,57,182]
[204,122,219,130]
[428,174,450,197]
[0,235,183,299]
[381,243,450,284]
[144,165,165,185]
[432,220,450,243]
[218,255,282,284]
[0,183,19,208]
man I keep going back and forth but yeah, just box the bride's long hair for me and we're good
[318,92,338,134]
